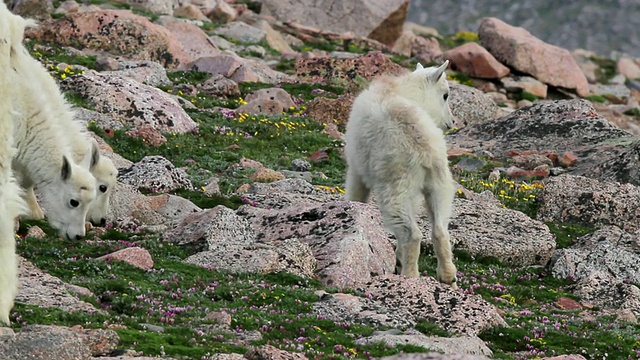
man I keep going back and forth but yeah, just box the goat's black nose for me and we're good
[75,235,83,241]
[99,218,106,227]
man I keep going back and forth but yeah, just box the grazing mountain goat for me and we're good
[14,44,117,227]
[7,11,98,240]
[344,61,458,289]
[0,4,29,325]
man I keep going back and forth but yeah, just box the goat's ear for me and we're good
[427,60,449,83]
[89,141,100,171]
[61,156,71,181]
[415,63,424,71]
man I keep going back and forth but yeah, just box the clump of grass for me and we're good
[591,56,617,84]
[167,70,211,85]
[585,94,607,103]
[546,223,594,249]
[26,40,97,70]
[457,176,543,218]
[440,30,479,49]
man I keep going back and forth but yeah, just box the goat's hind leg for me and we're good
[424,180,458,289]
[380,193,422,278]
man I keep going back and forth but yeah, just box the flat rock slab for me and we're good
[16,258,102,315]
[357,275,506,336]
[239,200,396,289]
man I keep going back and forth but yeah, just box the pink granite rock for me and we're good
[478,17,589,96]
[96,247,154,271]
[444,42,509,79]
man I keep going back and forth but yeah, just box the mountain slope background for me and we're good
[408,0,640,58]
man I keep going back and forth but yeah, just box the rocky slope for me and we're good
[2,0,640,359]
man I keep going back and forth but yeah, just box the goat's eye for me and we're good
[443,93,449,101]
[69,199,80,208]
[99,185,108,193]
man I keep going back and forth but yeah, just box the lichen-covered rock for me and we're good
[185,53,293,84]
[108,183,201,227]
[238,200,395,288]
[449,82,503,126]
[104,60,171,87]
[245,345,308,360]
[0,325,91,360]
[537,175,640,232]
[17,258,103,315]
[62,71,198,135]
[96,247,154,271]
[550,226,640,284]
[356,329,492,357]
[450,99,626,155]
[29,10,189,68]
[380,354,489,360]
[165,206,317,277]
[307,94,355,127]
[571,271,640,317]
[295,51,406,92]
[437,198,556,266]
[357,275,506,335]
[118,156,193,193]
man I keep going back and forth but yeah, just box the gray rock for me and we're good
[453,156,487,172]
[419,198,556,266]
[356,329,492,356]
[589,83,631,102]
[380,354,489,360]
[279,170,313,183]
[118,155,193,193]
[291,159,312,172]
[0,325,90,360]
[571,271,640,317]
[185,53,294,84]
[108,183,200,227]
[537,175,640,232]
[16,258,103,315]
[103,60,171,87]
[165,206,317,278]
[212,21,266,44]
[357,275,507,336]
[237,87,296,115]
[449,82,502,126]
[239,200,396,288]
[199,73,240,98]
[450,99,627,155]
[550,226,640,284]
[62,70,197,134]
[74,107,125,131]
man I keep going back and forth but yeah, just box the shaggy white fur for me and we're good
[0,3,29,325]
[17,47,118,226]
[7,11,97,240]
[344,61,458,288]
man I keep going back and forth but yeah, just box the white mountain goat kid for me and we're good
[15,45,117,227]
[0,4,29,325]
[344,61,458,289]
[7,12,98,240]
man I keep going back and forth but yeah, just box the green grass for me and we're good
[546,223,595,249]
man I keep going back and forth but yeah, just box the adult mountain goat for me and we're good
[344,61,458,289]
